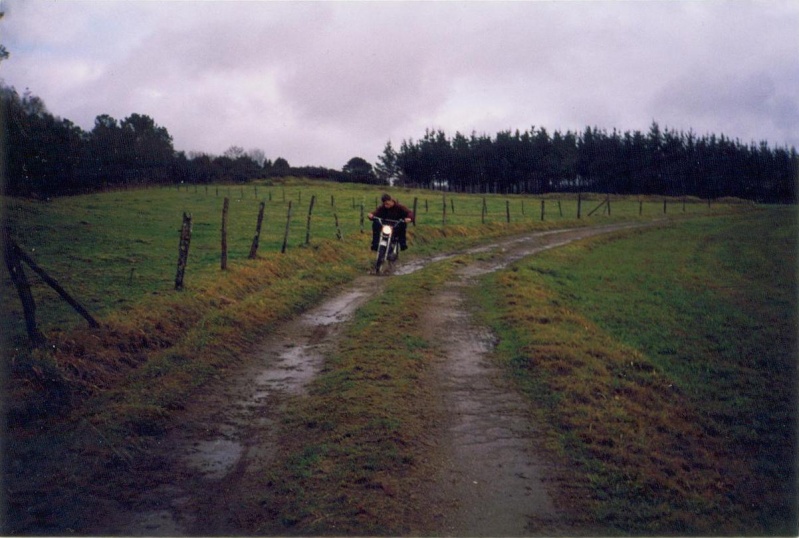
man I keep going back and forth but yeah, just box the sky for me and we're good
[1,0,798,169]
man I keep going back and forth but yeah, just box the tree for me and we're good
[375,141,400,185]
[223,145,246,159]
[271,157,290,177]
[342,157,380,184]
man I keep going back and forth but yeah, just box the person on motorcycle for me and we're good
[368,194,414,251]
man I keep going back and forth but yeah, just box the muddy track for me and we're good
[27,222,656,535]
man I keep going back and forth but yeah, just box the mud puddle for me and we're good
[100,274,390,535]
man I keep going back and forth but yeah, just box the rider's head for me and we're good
[381,194,395,208]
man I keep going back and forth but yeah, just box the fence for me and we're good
[3,184,725,342]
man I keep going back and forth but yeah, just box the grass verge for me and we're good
[471,207,797,534]
[248,262,456,535]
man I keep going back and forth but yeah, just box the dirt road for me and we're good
[58,222,653,535]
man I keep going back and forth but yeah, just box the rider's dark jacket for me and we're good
[371,202,414,222]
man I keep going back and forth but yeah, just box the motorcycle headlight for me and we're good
[382,225,392,234]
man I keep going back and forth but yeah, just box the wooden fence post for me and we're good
[3,233,46,344]
[482,197,487,224]
[558,200,563,217]
[577,192,582,219]
[175,212,192,290]
[221,197,229,270]
[305,195,316,245]
[505,200,510,223]
[360,203,365,233]
[412,197,418,226]
[331,196,342,240]
[281,201,293,254]
[541,199,545,221]
[248,201,266,259]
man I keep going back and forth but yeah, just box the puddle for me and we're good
[185,439,243,480]
[122,510,184,536]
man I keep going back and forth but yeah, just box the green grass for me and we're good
[1,180,738,347]
[472,207,797,534]
[250,263,455,536]
[1,178,759,534]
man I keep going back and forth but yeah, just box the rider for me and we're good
[368,194,414,251]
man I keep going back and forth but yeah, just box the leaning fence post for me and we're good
[221,197,229,270]
[249,201,266,259]
[305,195,316,245]
[281,201,293,254]
[175,212,192,291]
[3,232,46,344]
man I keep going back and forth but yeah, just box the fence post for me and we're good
[412,197,418,226]
[332,196,342,240]
[639,200,643,215]
[664,199,668,214]
[305,195,316,245]
[281,201,293,254]
[558,200,563,217]
[221,197,229,270]
[175,212,192,291]
[249,201,266,259]
[360,203,365,234]
[541,199,545,221]
[3,232,46,344]
[482,197,487,224]
[506,200,510,223]
[577,192,582,219]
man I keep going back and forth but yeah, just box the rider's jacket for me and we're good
[372,202,414,222]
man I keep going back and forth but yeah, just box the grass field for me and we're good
[2,178,779,534]
[471,207,797,534]
[1,178,725,347]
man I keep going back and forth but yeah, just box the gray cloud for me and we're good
[2,0,797,169]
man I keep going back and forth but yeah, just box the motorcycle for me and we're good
[372,217,403,275]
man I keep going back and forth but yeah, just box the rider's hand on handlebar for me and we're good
[404,217,412,223]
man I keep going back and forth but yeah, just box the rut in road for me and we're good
[86,222,655,535]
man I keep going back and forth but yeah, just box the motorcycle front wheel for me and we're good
[375,244,388,274]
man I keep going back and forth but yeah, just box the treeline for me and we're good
[0,84,373,197]
[378,125,797,202]
[3,82,796,202]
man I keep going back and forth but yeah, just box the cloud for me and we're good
[1,0,797,168]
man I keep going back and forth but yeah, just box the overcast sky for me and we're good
[2,0,797,169]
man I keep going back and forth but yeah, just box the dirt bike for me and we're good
[372,217,404,275]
